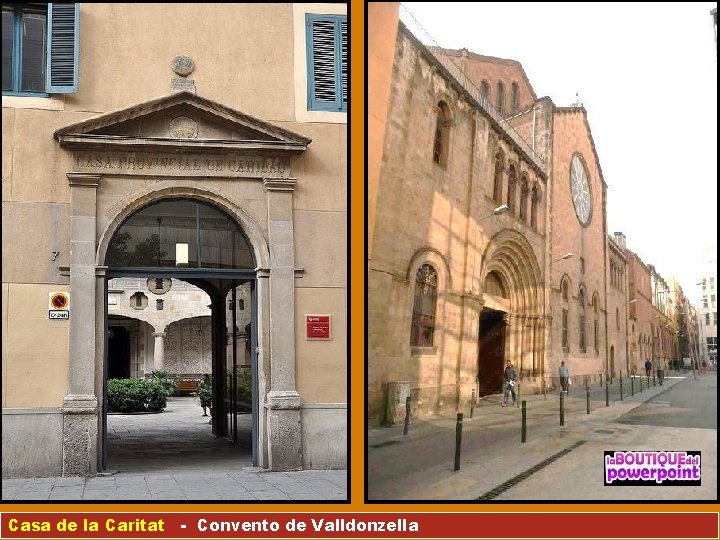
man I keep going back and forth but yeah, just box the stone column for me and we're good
[263,177,302,471]
[62,173,101,477]
[153,332,166,371]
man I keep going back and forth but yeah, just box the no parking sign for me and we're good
[49,291,70,319]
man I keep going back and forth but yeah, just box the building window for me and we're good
[2,3,79,95]
[712,294,716,308]
[306,14,347,112]
[714,312,717,326]
[507,164,517,213]
[561,278,569,301]
[433,101,451,167]
[703,295,708,308]
[511,82,519,113]
[519,175,529,222]
[593,296,599,353]
[702,279,707,290]
[496,81,504,115]
[562,308,568,349]
[480,80,490,101]
[616,307,620,331]
[411,264,438,347]
[711,277,715,290]
[530,185,539,229]
[580,257,585,275]
[493,152,504,202]
[706,313,711,326]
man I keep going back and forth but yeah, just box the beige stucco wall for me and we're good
[2,2,346,411]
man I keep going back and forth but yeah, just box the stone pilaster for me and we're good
[263,177,302,471]
[62,173,101,476]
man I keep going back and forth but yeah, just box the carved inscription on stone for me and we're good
[74,152,289,178]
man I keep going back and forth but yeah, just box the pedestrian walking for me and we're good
[644,359,652,378]
[559,361,570,394]
[501,361,518,407]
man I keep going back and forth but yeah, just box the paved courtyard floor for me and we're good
[2,397,346,501]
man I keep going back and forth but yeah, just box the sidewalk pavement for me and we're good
[368,374,694,500]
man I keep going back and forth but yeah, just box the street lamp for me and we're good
[552,252,573,263]
[479,204,510,221]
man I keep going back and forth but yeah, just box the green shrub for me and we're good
[107,378,167,413]
[197,375,213,407]
[237,376,252,403]
[147,369,179,397]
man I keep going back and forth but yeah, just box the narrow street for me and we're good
[367,372,716,501]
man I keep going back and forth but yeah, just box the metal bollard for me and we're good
[454,413,463,471]
[403,396,411,436]
[620,371,623,401]
[516,383,520,408]
[647,375,650,390]
[560,392,565,426]
[543,378,547,400]
[639,375,643,392]
[631,376,634,396]
[653,372,656,387]
[659,370,663,386]
[470,389,475,418]
[586,385,590,414]
[521,400,527,443]
[605,379,609,407]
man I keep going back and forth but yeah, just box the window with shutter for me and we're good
[306,14,347,112]
[2,2,78,95]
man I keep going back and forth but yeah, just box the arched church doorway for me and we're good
[478,308,506,395]
[102,198,258,471]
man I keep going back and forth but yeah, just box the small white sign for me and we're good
[107,296,117,305]
[49,310,69,319]
[176,243,189,265]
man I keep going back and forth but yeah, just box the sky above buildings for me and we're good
[400,2,717,303]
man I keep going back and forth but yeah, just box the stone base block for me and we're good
[61,395,99,477]
[266,390,302,471]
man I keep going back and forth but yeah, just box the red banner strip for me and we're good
[1,512,718,539]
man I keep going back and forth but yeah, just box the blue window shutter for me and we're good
[46,3,79,93]
[306,14,347,112]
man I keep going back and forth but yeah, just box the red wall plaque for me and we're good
[306,314,331,340]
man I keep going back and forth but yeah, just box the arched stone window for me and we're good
[411,264,438,347]
[610,261,615,287]
[480,80,490,102]
[530,185,539,229]
[433,100,451,167]
[561,276,569,301]
[511,82,519,113]
[493,151,504,202]
[496,81,504,115]
[519,174,529,222]
[507,164,517,213]
[616,307,620,331]
[578,287,586,352]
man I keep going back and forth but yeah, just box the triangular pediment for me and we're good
[54,91,311,155]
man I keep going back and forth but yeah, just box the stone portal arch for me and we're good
[477,229,545,389]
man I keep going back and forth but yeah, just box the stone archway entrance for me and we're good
[54,91,311,475]
[101,198,259,470]
[478,230,545,395]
